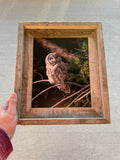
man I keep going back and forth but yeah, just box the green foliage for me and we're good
[66,38,90,85]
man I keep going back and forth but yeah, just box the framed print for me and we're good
[14,22,110,124]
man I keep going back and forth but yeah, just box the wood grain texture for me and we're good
[14,22,110,124]
[14,23,24,118]
[97,23,111,123]
[23,22,100,29]
[18,118,108,125]
[24,108,101,118]
[88,31,103,115]
[20,31,33,117]
[26,29,93,38]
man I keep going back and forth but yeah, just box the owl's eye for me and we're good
[49,57,53,60]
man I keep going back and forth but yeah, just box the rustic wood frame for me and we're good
[14,22,110,125]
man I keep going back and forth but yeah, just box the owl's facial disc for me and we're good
[49,55,57,65]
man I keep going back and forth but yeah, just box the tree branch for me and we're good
[33,79,49,84]
[32,83,62,101]
[36,38,76,61]
[74,91,91,103]
[52,85,90,108]
[33,79,87,88]
[82,100,89,107]
[67,88,90,107]
[32,80,89,102]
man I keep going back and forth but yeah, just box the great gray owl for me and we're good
[45,53,70,93]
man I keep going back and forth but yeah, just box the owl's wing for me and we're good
[54,65,70,93]
[54,64,67,84]
[59,62,68,79]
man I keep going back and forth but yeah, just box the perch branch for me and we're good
[67,88,90,107]
[32,80,89,102]
[33,79,87,88]
[52,85,90,108]
[65,81,87,88]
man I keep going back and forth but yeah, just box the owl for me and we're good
[45,53,70,93]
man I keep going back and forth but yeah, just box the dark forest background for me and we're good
[32,38,91,108]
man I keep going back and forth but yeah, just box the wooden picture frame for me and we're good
[14,22,110,125]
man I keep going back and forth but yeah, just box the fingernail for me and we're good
[10,92,17,98]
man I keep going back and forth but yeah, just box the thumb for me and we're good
[7,93,17,115]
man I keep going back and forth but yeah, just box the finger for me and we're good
[7,93,17,115]
[1,98,9,110]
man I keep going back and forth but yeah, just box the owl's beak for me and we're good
[52,59,56,64]
[53,58,56,62]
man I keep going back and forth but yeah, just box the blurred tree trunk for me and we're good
[36,38,76,61]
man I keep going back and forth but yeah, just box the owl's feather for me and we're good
[45,53,70,93]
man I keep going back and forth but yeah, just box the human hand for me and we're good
[0,93,17,139]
